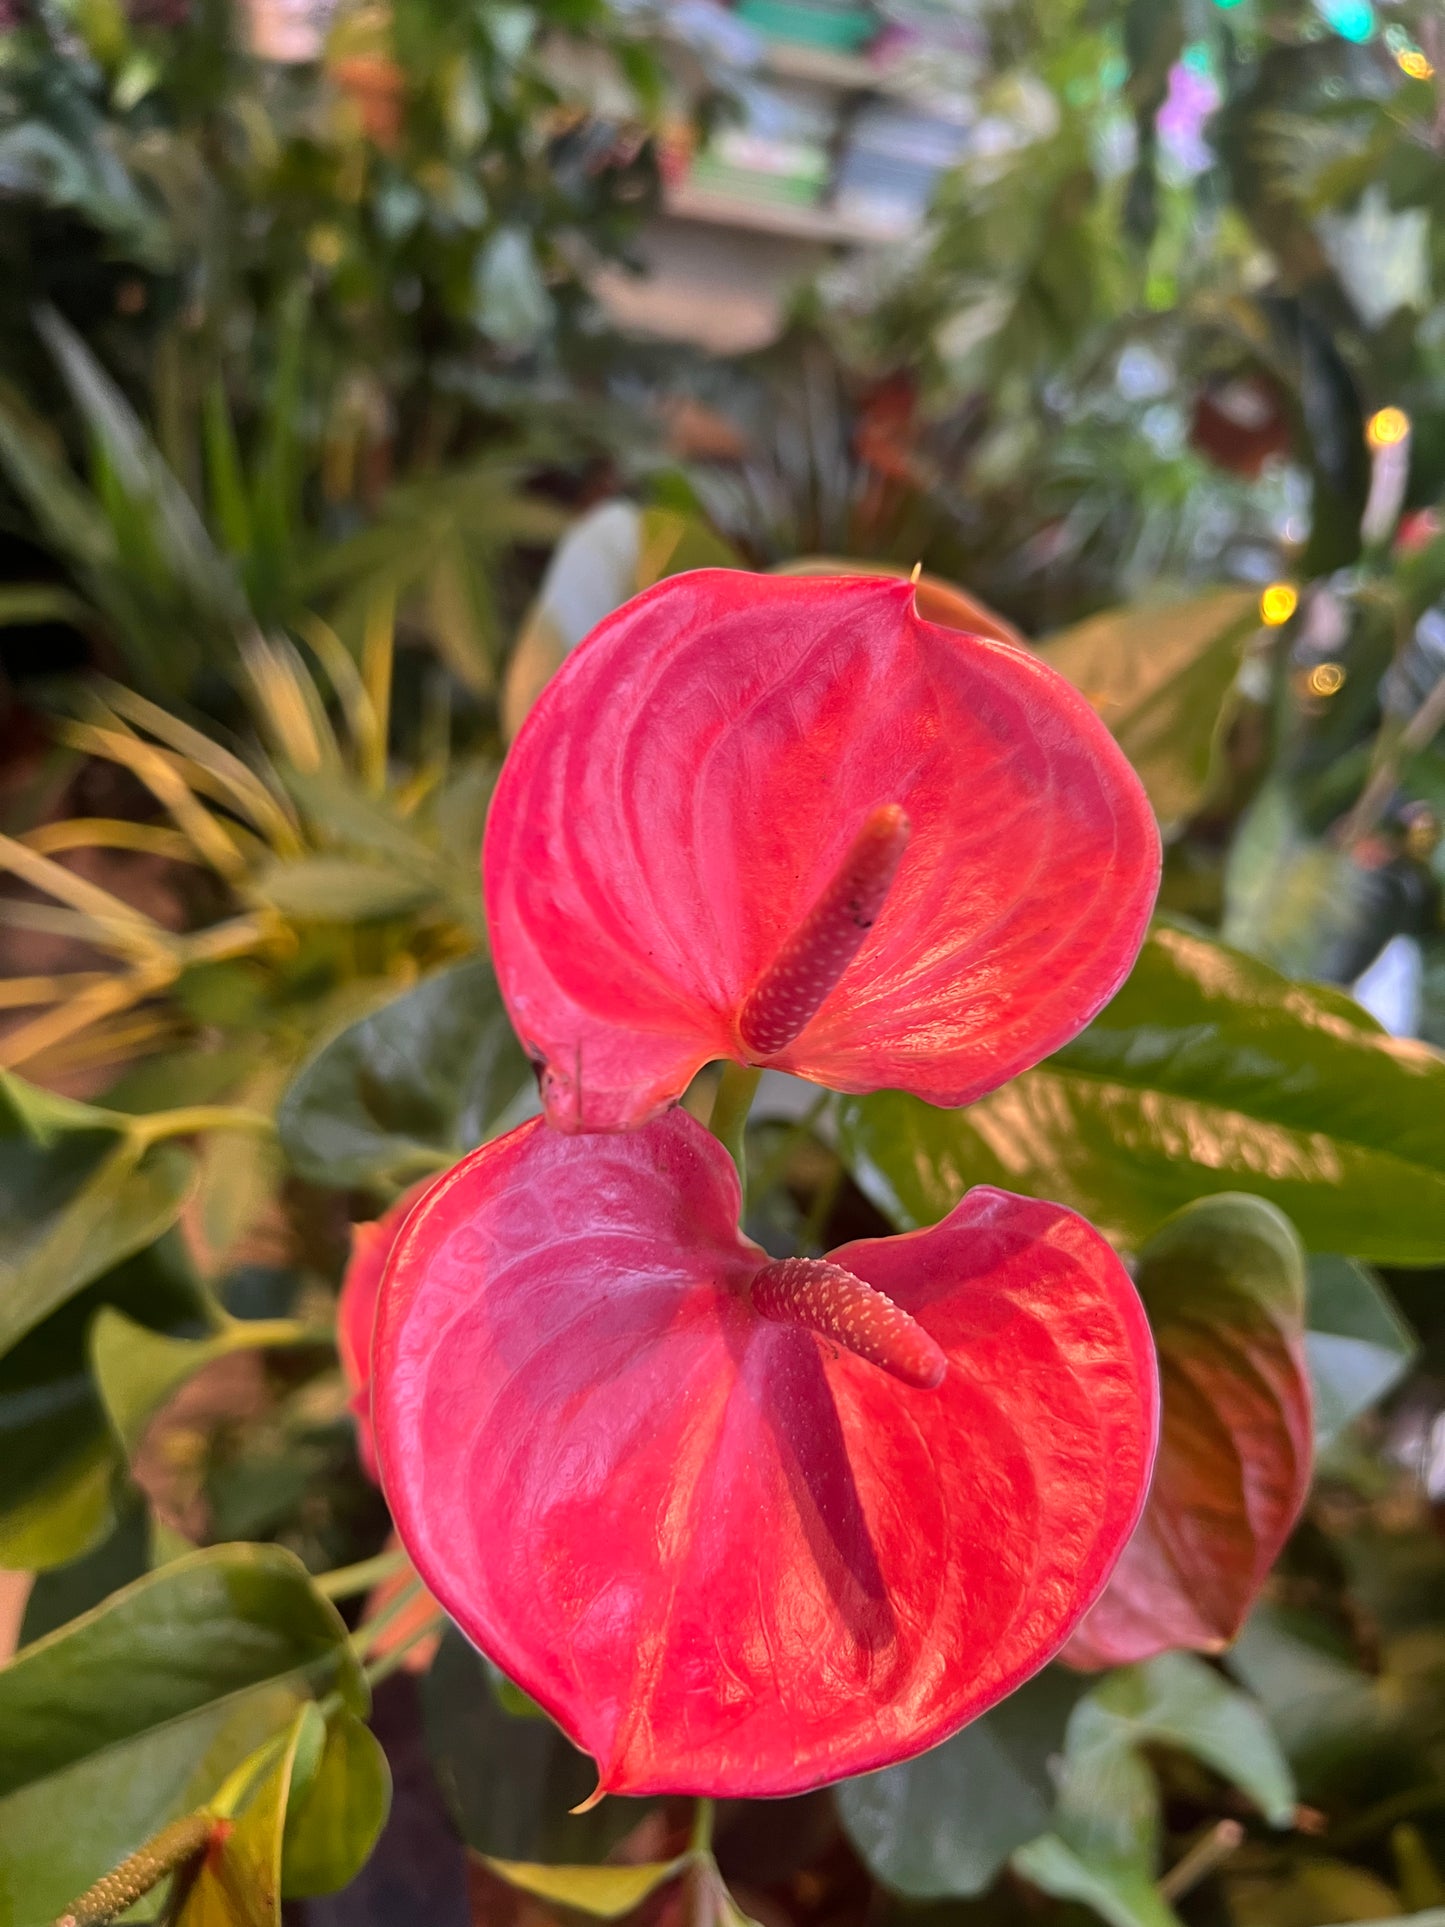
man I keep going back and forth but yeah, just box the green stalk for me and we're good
[707,1064,761,1203]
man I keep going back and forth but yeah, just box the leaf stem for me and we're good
[708,1064,761,1202]
[362,1610,445,1689]
[1158,1819,1245,1903]
[350,1575,425,1658]
[315,1547,409,1599]
[130,1105,277,1145]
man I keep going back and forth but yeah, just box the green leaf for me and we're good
[1039,589,1257,828]
[1061,1653,1294,1865]
[421,1629,647,1864]
[835,1668,1085,1897]
[0,1072,196,1356]
[1011,1655,1293,1927]
[0,1545,362,1925]
[1013,1834,1180,1927]
[176,1707,306,1927]
[277,957,532,1189]
[280,1707,391,1898]
[90,1306,314,1460]
[249,855,442,923]
[838,921,1445,1265]
[480,1859,686,1917]
[0,1236,205,1571]
[1305,1256,1418,1448]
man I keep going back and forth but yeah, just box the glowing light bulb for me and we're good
[1307,663,1345,697]
[1260,583,1298,626]
[1367,406,1411,448]
[1398,48,1435,78]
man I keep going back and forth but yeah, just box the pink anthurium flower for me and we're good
[373,1109,1159,1799]
[484,570,1160,1132]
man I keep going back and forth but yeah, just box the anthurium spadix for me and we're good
[373,1110,1159,1798]
[484,570,1161,1132]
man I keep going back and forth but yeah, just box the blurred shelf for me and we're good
[757,40,912,92]
[663,180,903,242]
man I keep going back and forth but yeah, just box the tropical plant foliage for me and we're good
[2,0,1445,1923]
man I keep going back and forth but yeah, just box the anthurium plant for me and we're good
[0,557,1442,1927]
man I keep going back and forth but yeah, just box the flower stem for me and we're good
[315,1547,409,1600]
[689,1798,716,1857]
[708,1064,760,1202]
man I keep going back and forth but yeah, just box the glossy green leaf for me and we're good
[838,921,1445,1264]
[1068,1196,1311,1668]
[277,957,532,1189]
[835,1668,1085,1897]
[90,1306,314,1460]
[480,1858,686,1916]
[0,1545,364,1924]
[1306,1257,1418,1448]
[280,1707,391,1898]
[0,1071,195,1356]
[1039,588,1257,828]
[176,1706,306,1927]
[1013,1833,1179,1927]
[0,1236,205,1570]
[420,1629,647,1864]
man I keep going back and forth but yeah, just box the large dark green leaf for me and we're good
[277,958,532,1189]
[835,1668,1085,1898]
[0,1545,364,1926]
[838,922,1445,1264]
[0,1072,196,1357]
[0,1236,205,1570]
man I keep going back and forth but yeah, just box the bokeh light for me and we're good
[1261,583,1299,626]
[1367,406,1411,448]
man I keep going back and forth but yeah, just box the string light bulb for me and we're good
[1367,406,1411,449]
[1307,663,1345,697]
[1260,583,1298,626]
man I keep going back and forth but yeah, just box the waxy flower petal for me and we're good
[373,1109,1159,1798]
[338,1183,430,1481]
[484,571,1160,1131]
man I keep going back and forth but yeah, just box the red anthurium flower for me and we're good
[484,571,1160,1133]
[373,1108,1158,1798]
[338,1184,430,1481]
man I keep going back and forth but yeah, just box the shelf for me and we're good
[663,179,902,243]
[660,24,919,98]
[757,40,911,92]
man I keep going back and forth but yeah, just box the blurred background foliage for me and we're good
[3,0,1445,1922]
